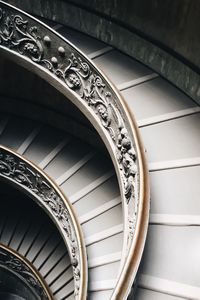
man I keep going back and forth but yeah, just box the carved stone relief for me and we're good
[0,147,83,299]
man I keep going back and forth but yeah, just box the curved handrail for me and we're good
[0,243,53,300]
[0,2,149,299]
[0,145,88,300]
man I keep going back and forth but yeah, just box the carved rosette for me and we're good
[0,147,83,299]
[0,245,49,299]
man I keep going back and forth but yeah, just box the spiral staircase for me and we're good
[0,1,200,300]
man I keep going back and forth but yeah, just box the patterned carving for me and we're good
[0,6,137,203]
[0,1,140,261]
[0,149,81,299]
[0,246,48,299]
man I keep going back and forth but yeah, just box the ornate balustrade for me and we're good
[0,146,87,300]
[0,1,149,299]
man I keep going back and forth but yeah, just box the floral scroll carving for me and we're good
[0,148,81,299]
[0,1,142,268]
[0,6,138,205]
[0,245,48,299]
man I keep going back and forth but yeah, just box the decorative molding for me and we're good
[0,146,87,300]
[0,2,149,299]
[0,3,138,207]
[0,244,51,300]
